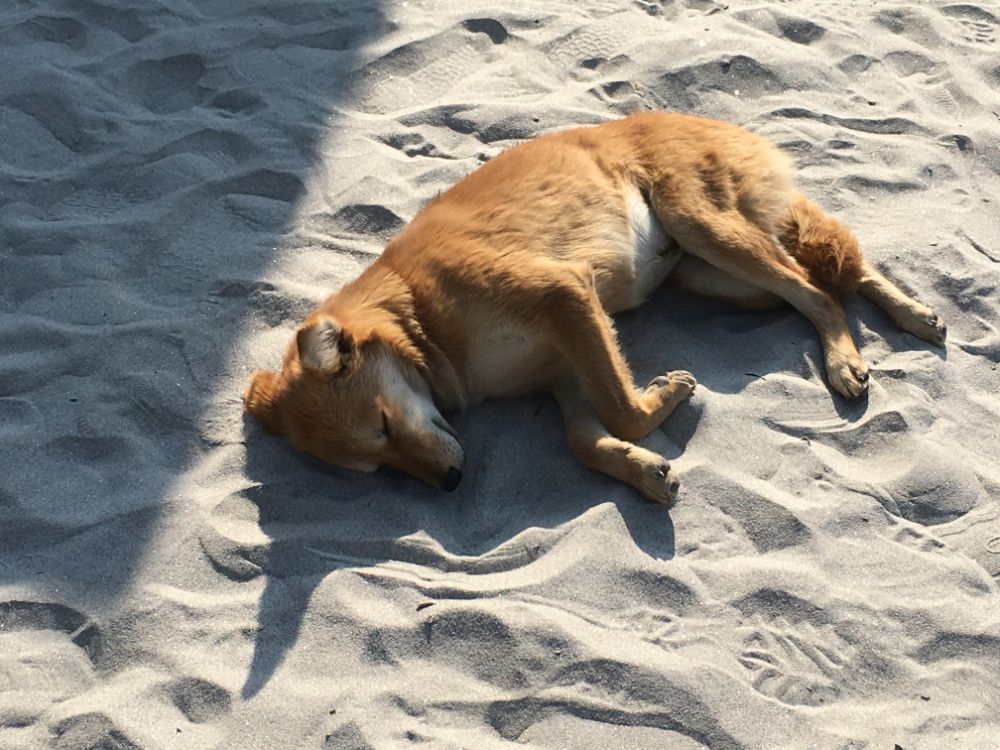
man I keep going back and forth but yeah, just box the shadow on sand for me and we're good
[236,254,946,697]
[237,373,697,697]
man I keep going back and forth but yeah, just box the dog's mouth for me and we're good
[433,415,460,442]
[390,416,464,491]
[435,422,465,491]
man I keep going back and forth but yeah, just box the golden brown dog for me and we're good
[244,112,946,503]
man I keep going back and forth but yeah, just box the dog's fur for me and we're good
[244,112,946,503]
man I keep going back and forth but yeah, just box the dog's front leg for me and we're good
[537,264,696,442]
[553,379,681,505]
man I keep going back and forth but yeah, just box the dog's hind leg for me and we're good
[668,255,783,310]
[655,203,870,399]
[553,377,681,504]
[857,264,947,345]
[778,194,946,346]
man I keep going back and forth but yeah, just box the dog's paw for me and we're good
[647,370,697,399]
[904,311,948,347]
[636,458,681,506]
[622,445,681,505]
[827,354,869,400]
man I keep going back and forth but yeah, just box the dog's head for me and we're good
[244,309,465,491]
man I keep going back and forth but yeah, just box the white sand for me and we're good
[2,0,1000,748]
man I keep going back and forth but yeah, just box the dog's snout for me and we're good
[442,466,463,492]
[433,415,460,441]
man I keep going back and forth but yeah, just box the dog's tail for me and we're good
[778,194,864,298]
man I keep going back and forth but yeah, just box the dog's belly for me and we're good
[595,184,682,313]
[466,325,559,399]
[464,187,679,399]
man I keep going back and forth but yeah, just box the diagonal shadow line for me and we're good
[195,6,396,700]
[0,0,390,705]
[240,572,324,700]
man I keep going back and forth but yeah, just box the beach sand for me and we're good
[2,0,999,747]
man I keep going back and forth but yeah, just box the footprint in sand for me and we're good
[634,0,674,19]
[124,54,208,114]
[329,203,405,240]
[738,618,855,707]
[545,23,632,70]
[936,501,1000,581]
[343,20,511,116]
[50,713,141,750]
[893,525,947,554]
[163,676,232,724]
[882,49,967,119]
[322,721,373,749]
[732,9,825,45]
[940,4,998,45]
[0,601,111,743]
[379,131,455,160]
[873,8,943,48]
[0,15,87,51]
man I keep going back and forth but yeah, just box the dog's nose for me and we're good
[442,466,463,492]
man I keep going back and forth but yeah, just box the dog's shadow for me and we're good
[236,378,700,699]
[235,285,948,699]
[626,285,947,401]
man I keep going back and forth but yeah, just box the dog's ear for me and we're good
[243,370,285,434]
[296,314,357,376]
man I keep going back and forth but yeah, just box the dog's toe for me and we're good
[639,461,680,506]
[829,361,870,400]
[926,313,948,347]
[901,309,947,347]
[648,370,697,394]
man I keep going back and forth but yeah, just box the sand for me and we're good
[2,0,1000,747]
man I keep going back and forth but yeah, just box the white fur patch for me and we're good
[377,353,465,469]
[298,317,344,373]
[626,185,681,302]
[378,355,441,426]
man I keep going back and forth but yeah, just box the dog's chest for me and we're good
[465,324,556,399]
